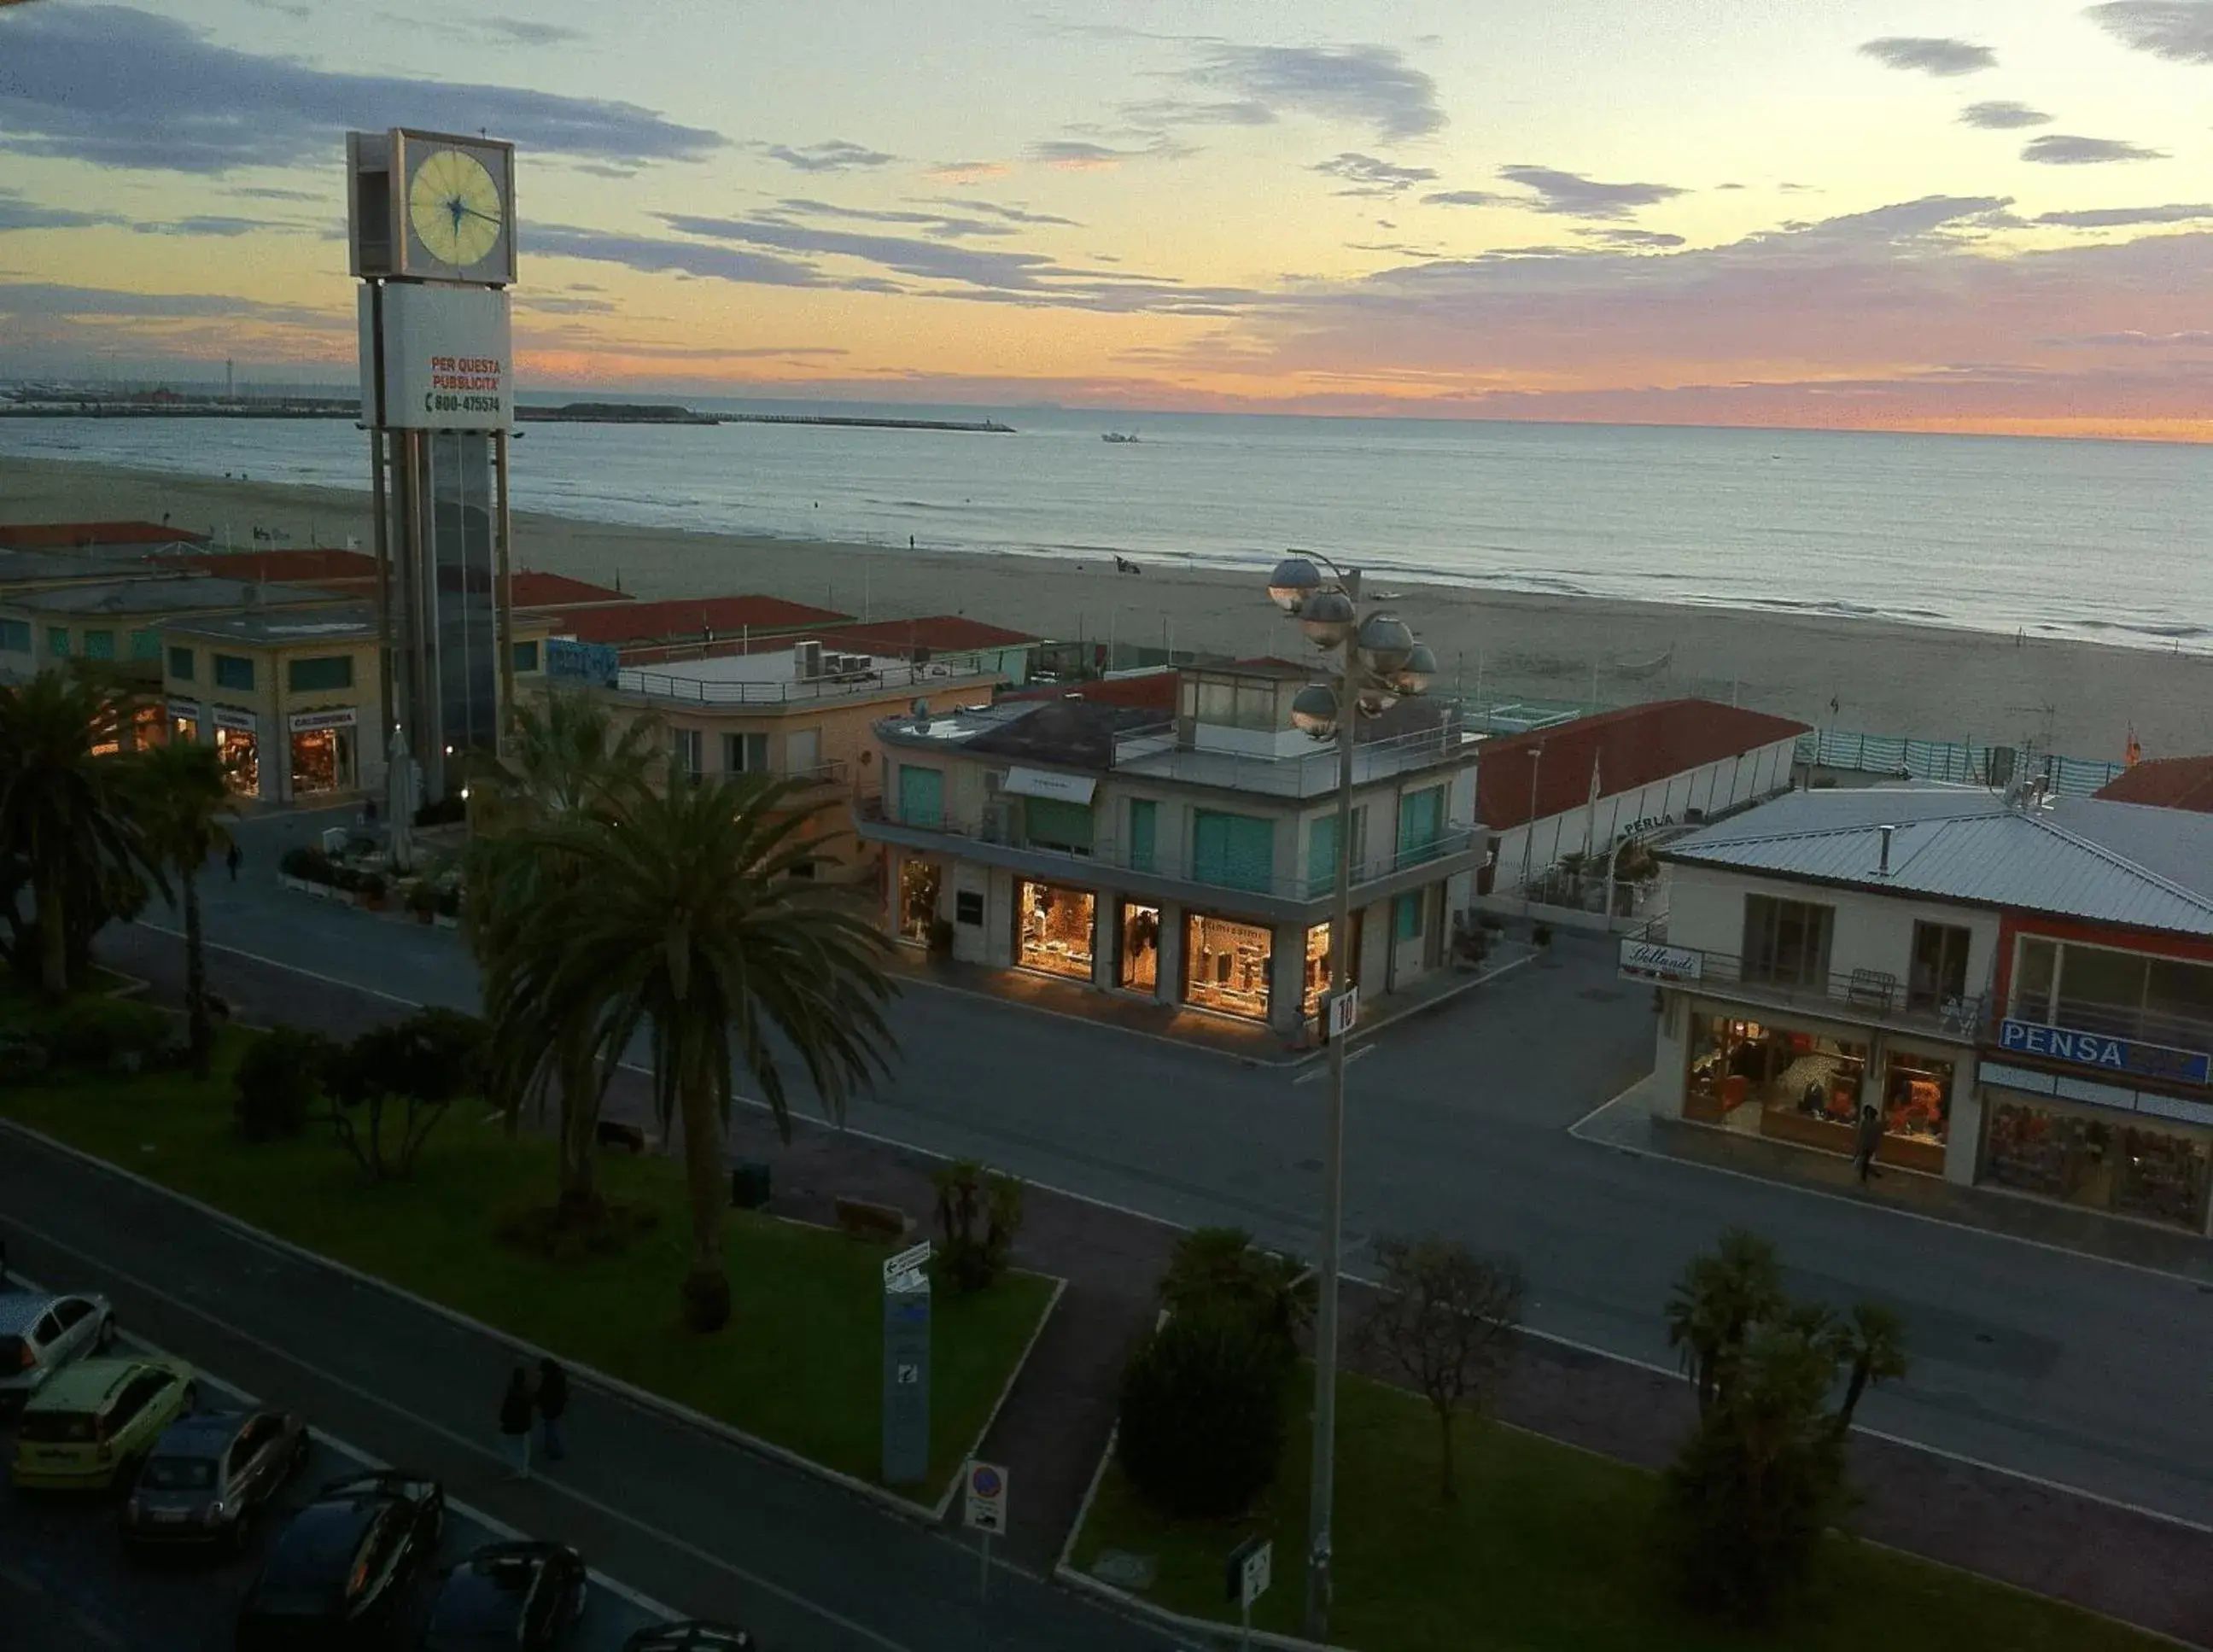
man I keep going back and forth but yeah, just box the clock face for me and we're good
[408,148,504,271]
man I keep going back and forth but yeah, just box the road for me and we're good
[174,806,2213,1535]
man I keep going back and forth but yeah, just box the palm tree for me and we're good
[464,692,661,1223]
[132,739,232,1075]
[0,669,154,999]
[497,775,896,1330]
[1827,1300,1910,1433]
[1664,1227,1784,1418]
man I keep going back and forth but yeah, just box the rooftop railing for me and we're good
[1107,717,1477,799]
[616,651,997,707]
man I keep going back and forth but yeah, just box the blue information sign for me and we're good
[1999,1019,2212,1087]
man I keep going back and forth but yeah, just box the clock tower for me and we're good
[347,126,519,819]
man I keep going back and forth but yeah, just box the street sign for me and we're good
[881,1286,931,1486]
[1327,987,1358,1040]
[883,1240,934,1289]
[1226,1534,1272,1608]
[964,1460,1008,1534]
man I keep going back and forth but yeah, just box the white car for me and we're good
[0,1291,115,1416]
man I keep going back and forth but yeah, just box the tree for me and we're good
[327,1008,488,1182]
[464,690,660,1225]
[1828,1300,1910,1436]
[493,775,896,1332]
[1157,1226,1313,1367]
[1118,1305,1288,1518]
[1664,1226,1785,1419]
[131,739,232,1074]
[0,669,155,999]
[1356,1236,1524,1501]
[930,1159,1024,1293]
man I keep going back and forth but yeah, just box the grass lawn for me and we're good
[1072,1369,2164,1652]
[0,1031,1054,1494]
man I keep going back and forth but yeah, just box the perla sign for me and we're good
[1999,1019,2212,1087]
[357,283,513,430]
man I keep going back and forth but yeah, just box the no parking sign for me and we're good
[964,1460,1008,1534]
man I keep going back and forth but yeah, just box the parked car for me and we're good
[0,1291,114,1416]
[10,1357,196,1491]
[121,1408,308,1552]
[236,1470,444,1649]
[621,1624,757,1650]
[419,1540,588,1650]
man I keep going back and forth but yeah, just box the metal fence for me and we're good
[1793,729,2125,797]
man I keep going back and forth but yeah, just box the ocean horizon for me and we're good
[2,401,2205,655]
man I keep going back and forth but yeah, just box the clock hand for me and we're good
[458,206,502,226]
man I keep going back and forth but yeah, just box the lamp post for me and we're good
[1264,551,1433,1642]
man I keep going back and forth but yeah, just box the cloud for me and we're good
[1311,152,1439,196]
[0,281,339,326]
[1025,138,1188,170]
[769,198,1027,240]
[481,17,585,46]
[226,185,321,202]
[1858,36,1997,75]
[760,140,898,173]
[2035,201,2213,225]
[924,160,1011,184]
[1578,227,1686,249]
[528,225,830,289]
[1183,43,1444,143]
[2022,133,2169,163]
[2087,1,2213,62]
[1960,100,2053,129]
[2047,328,2213,346]
[1498,165,1687,219]
[1119,97,1276,128]
[0,190,128,231]
[1420,189,1507,208]
[131,215,280,237]
[512,293,618,314]
[913,196,1079,227]
[0,5,724,172]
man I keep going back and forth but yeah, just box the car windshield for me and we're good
[423,1569,526,1643]
[139,1456,219,1490]
[257,1507,370,1601]
[16,1411,95,1443]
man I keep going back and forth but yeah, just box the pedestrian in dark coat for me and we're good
[1854,1103,1884,1185]
[536,1357,569,1462]
[225,842,242,882]
[498,1367,534,1479]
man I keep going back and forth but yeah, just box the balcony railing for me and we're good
[616,652,996,707]
[1106,719,1478,799]
[1621,941,1987,1038]
[858,792,1481,904]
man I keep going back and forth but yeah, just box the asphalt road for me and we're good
[0,1281,662,1652]
[161,804,2213,1534]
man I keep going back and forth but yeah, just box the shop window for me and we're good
[1192,810,1273,895]
[897,860,942,943]
[129,629,161,662]
[289,725,354,797]
[1878,1050,1953,1172]
[1742,895,1832,989]
[723,731,769,774]
[1183,913,1272,1021]
[1127,799,1157,874]
[0,619,26,653]
[47,628,68,659]
[287,655,354,693]
[215,727,259,797]
[1684,1015,1866,1147]
[511,639,540,674]
[1303,921,1332,1019]
[1907,922,1972,1012]
[1118,902,1160,992]
[213,653,255,692]
[897,764,944,829]
[1983,1100,2212,1230]
[1017,881,1095,980]
[955,890,985,926]
[1025,797,1093,855]
[172,715,200,745]
[167,645,195,681]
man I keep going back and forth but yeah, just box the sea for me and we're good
[2,400,2206,654]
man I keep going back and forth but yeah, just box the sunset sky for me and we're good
[3,0,2213,435]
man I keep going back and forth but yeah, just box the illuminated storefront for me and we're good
[288,707,358,797]
[169,698,201,744]
[1017,880,1095,981]
[1982,1095,2211,1230]
[1685,1013,1868,1151]
[213,709,259,797]
[897,859,942,943]
[1184,913,1273,1021]
[1118,902,1161,992]
[1301,921,1333,1019]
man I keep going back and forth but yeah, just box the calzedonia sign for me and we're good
[1999,1018,2212,1088]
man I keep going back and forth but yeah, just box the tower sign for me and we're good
[347,127,519,811]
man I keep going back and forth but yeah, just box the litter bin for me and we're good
[730,1160,772,1210]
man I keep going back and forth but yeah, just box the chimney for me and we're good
[1876,823,1895,876]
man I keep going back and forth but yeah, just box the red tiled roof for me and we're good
[0,519,209,549]
[181,549,377,584]
[1477,699,1811,830]
[508,569,631,609]
[1003,669,1179,711]
[543,594,850,646]
[2096,756,2213,814]
[815,615,1037,655]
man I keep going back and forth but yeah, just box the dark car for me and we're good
[120,1409,307,1551]
[236,1469,445,1649]
[621,1623,757,1650]
[419,1540,587,1650]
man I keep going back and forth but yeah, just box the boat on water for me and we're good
[1101,430,1139,443]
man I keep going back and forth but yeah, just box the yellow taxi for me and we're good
[11,1357,198,1491]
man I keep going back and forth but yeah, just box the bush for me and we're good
[279,844,337,884]
[0,1029,49,1087]
[406,880,439,915]
[1158,1227,1311,1369]
[1118,1305,1288,1519]
[44,996,172,1070]
[435,882,463,919]
[358,873,388,902]
[413,794,467,828]
[930,1159,1023,1293]
[233,1026,335,1142]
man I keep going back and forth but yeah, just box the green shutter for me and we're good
[1307,814,1337,896]
[1395,890,1422,941]
[1025,797,1093,853]
[897,765,943,828]
[0,619,31,652]
[47,628,69,659]
[1127,799,1157,873]
[1398,785,1445,867]
[1194,810,1274,894]
[129,629,161,661]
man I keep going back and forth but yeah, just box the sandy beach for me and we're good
[4,453,2207,762]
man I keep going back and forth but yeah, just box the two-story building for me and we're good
[857,660,1488,1035]
[1636,786,2213,1231]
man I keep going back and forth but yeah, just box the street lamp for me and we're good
[1263,547,1429,1641]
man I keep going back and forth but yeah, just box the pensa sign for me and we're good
[1999,1018,2211,1087]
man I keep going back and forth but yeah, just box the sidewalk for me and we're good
[1578,1074,2213,1285]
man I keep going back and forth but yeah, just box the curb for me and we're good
[0,1115,1062,1536]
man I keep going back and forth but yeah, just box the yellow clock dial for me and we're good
[408,148,503,269]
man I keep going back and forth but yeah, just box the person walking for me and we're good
[535,1357,569,1463]
[1853,1103,1884,1186]
[225,842,242,882]
[498,1367,534,1479]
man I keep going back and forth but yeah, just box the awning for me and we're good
[1001,766,1096,804]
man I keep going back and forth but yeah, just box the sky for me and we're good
[3,0,2213,436]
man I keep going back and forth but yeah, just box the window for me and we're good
[1024,797,1093,855]
[1128,798,1158,873]
[898,860,941,942]
[1017,880,1095,979]
[896,764,943,828]
[1309,807,1372,891]
[955,890,984,925]
[669,727,703,784]
[1742,895,1833,989]
[51,1299,92,1331]
[167,645,195,681]
[129,629,161,662]
[1398,785,1445,867]
[0,619,26,653]
[723,731,769,774]
[1908,922,1973,1012]
[1183,912,1273,1019]
[286,655,353,693]
[82,629,114,661]
[1192,809,1274,894]
[1394,890,1424,942]
[786,727,821,778]
[46,628,69,659]
[213,653,255,692]
[511,639,540,674]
